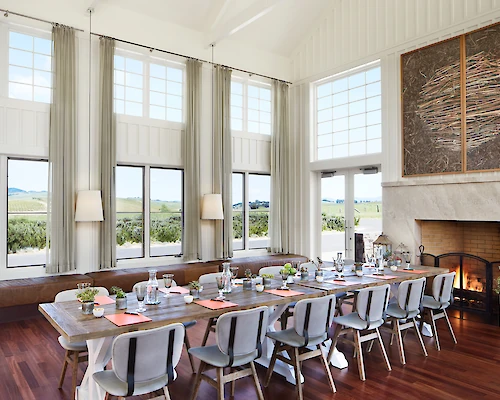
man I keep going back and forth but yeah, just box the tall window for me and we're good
[149,64,183,122]
[231,81,271,134]
[114,55,144,117]
[7,159,48,267]
[8,31,52,103]
[316,63,381,160]
[232,172,270,251]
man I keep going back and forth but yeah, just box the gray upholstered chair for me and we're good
[55,287,109,399]
[327,284,391,381]
[258,266,282,277]
[198,272,223,347]
[133,279,197,373]
[189,306,269,400]
[198,272,222,285]
[93,323,185,399]
[385,277,428,364]
[265,295,337,400]
[420,272,457,351]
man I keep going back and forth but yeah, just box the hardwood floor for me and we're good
[0,314,499,400]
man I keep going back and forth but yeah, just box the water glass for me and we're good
[215,275,225,300]
[336,260,344,280]
[163,274,174,297]
[230,267,239,286]
[135,284,147,312]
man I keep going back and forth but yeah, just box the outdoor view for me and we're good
[7,159,48,267]
[321,172,382,261]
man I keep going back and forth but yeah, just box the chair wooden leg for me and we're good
[394,320,406,365]
[412,318,428,357]
[190,360,206,400]
[354,330,366,381]
[184,334,196,374]
[326,324,343,363]
[376,327,391,372]
[71,351,79,400]
[230,370,236,397]
[264,341,280,387]
[366,339,374,353]
[201,318,215,347]
[104,393,110,400]
[317,344,336,393]
[163,386,172,400]
[429,310,441,351]
[216,367,225,400]
[250,361,265,400]
[58,350,69,388]
[292,348,303,400]
[443,310,458,344]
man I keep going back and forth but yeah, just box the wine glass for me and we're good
[215,275,225,300]
[135,284,147,312]
[163,274,174,297]
[336,259,345,280]
[404,251,413,270]
[280,271,289,290]
[230,267,239,287]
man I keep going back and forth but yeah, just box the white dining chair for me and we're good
[258,266,282,277]
[198,272,222,285]
[199,272,224,347]
[93,323,185,399]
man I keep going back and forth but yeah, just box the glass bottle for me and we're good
[145,269,159,304]
[221,262,232,294]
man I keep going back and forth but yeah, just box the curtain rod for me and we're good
[0,9,84,32]
[92,32,292,85]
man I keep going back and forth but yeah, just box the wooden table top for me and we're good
[38,265,447,343]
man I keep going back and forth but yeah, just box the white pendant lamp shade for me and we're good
[75,190,104,222]
[201,194,224,220]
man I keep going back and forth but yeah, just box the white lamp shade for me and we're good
[75,190,104,222]
[201,194,224,220]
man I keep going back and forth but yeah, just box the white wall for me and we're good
[290,0,500,261]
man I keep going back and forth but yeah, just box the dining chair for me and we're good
[198,272,223,346]
[327,284,391,381]
[189,306,269,400]
[258,266,282,277]
[384,277,428,364]
[133,279,197,373]
[265,295,337,400]
[93,323,185,399]
[420,272,457,351]
[55,286,109,399]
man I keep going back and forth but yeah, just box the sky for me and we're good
[321,172,382,201]
[8,159,48,192]
[232,174,270,205]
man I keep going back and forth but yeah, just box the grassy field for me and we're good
[322,201,382,218]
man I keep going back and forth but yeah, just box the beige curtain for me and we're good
[213,66,233,259]
[183,59,202,261]
[270,80,290,254]
[46,26,77,273]
[99,37,116,269]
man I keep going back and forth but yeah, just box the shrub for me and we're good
[232,212,269,239]
[321,213,360,232]
[7,218,47,254]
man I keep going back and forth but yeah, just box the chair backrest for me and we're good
[293,294,336,344]
[431,272,455,304]
[396,277,426,314]
[356,284,391,324]
[299,262,317,273]
[198,272,222,285]
[258,266,282,276]
[112,323,184,391]
[54,287,109,302]
[216,306,269,366]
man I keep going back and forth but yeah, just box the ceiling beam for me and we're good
[205,0,233,32]
[205,0,285,48]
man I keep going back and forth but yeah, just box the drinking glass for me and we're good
[163,274,174,297]
[336,260,345,280]
[404,252,413,270]
[230,267,239,286]
[215,275,225,300]
[280,271,289,290]
[135,284,147,312]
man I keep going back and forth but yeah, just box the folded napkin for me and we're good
[194,299,238,310]
[399,269,428,274]
[324,280,353,286]
[265,289,304,297]
[159,287,190,294]
[105,313,152,326]
[365,275,398,280]
[94,296,115,305]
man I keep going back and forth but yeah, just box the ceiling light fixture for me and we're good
[4,10,8,17]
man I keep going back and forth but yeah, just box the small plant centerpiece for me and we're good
[111,286,127,310]
[77,287,99,315]
[243,269,253,290]
[189,281,202,298]
[261,273,274,288]
[280,263,297,283]
[300,265,309,280]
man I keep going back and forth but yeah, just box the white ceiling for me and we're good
[105,0,333,56]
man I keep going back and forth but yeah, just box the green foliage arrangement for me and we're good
[189,281,201,290]
[111,286,126,299]
[77,287,99,302]
[261,273,274,279]
[280,263,297,276]
[7,218,47,254]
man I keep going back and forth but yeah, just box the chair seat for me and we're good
[386,303,419,320]
[183,320,197,329]
[93,370,175,397]
[58,336,87,352]
[267,328,327,347]
[422,295,449,310]
[333,312,384,330]
[189,345,258,368]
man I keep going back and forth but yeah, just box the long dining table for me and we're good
[39,264,448,400]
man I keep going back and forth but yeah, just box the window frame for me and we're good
[313,60,381,161]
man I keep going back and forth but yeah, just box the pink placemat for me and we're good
[324,280,354,286]
[365,275,398,280]
[105,313,152,326]
[194,300,239,310]
[94,296,115,305]
[159,287,190,294]
[265,289,304,297]
[399,269,428,274]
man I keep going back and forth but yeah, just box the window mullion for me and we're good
[0,156,7,272]
[244,172,250,250]
[144,166,150,259]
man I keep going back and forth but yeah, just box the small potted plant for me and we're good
[243,269,253,290]
[189,281,202,299]
[111,286,127,310]
[77,287,99,315]
[300,265,309,280]
[261,274,274,288]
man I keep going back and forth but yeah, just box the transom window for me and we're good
[231,81,271,135]
[114,55,144,117]
[149,64,183,122]
[316,63,381,160]
[8,31,52,103]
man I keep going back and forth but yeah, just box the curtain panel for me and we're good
[46,26,77,273]
[99,37,116,269]
[213,66,233,259]
[270,80,291,254]
[183,59,203,261]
